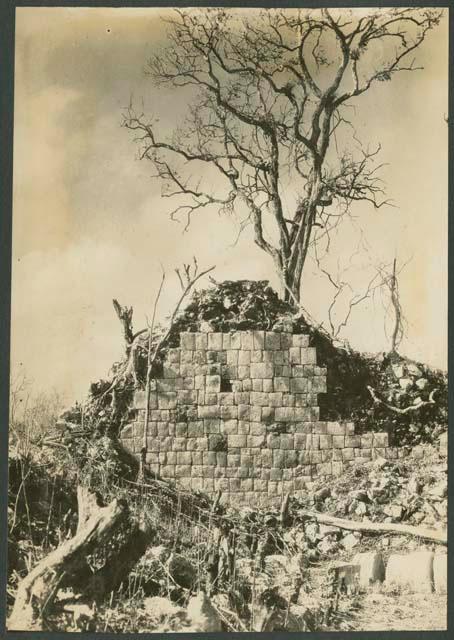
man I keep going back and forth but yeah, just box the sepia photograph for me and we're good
[5,3,449,633]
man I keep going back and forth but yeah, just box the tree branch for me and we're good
[367,386,437,415]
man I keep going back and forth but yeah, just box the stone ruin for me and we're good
[119,330,423,505]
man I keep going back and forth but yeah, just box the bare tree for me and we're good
[9,372,64,457]
[123,7,441,304]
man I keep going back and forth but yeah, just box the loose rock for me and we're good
[399,378,413,391]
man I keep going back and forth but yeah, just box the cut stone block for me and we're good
[238,365,251,379]
[268,392,283,407]
[265,332,281,350]
[194,375,205,389]
[199,405,221,419]
[177,390,198,405]
[263,379,273,393]
[228,434,247,448]
[289,347,301,364]
[311,377,327,393]
[195,333,208,350]
[301,347,317,364]
[241,331,254,350]
[280,333,293,348]
[352,552,386,587]
[360,434,374,448]
[251,331,265,349]
[250,362,274,379]
[158,392,177,409]
[319,435,333,449]
[292,334,310,347]
[133,390,147,409]
[433,554,447,594]
[207,332,223,351]
[385,551,434,593]
[230,332,242,349]
[326,422,346,436]
[291,378,308,393]
[180,332,196,350]
[250,391,269,406]
[238,350,251,365]
[345,435,361,448]
[332,435,345,448]
[373,432,389,447]
[221,405,238,420]
[157,379,179,393]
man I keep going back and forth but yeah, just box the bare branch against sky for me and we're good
[12,7,448,402]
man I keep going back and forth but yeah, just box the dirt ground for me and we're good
[350,589,447,631]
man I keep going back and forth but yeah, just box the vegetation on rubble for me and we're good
[7,280,447,632]
[77,280,447,447]
[7,437,447,632]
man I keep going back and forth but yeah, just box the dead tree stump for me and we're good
[8,498,127,631]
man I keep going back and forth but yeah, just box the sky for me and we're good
[11,7,449,404]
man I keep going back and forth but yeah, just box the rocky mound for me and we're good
[75,280,446,448]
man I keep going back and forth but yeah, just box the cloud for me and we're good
[11,8,448,402]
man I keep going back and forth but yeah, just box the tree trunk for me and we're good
[84,525,153,601]
[282,269,301,306]
[298,510,447,545]
[389,257,401,353]
[8,498,128,631]
[112,299,134,356]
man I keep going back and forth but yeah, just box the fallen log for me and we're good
[7,498,128,631]
[297,510,447,545]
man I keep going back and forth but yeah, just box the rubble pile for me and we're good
[7,281,447,632]
[297,448,447,533]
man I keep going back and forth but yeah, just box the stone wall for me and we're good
[120,330,413,505]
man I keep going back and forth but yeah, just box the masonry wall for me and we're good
[119,330,410,505]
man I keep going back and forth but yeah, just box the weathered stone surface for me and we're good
[352,552,385,587]
[292,334,310,347]
[327,422,346,436]
[433,554,447,594]
[385,551,434,593]
[180,332,196,350]
[250,362,274,379]
[120,329,422,506]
